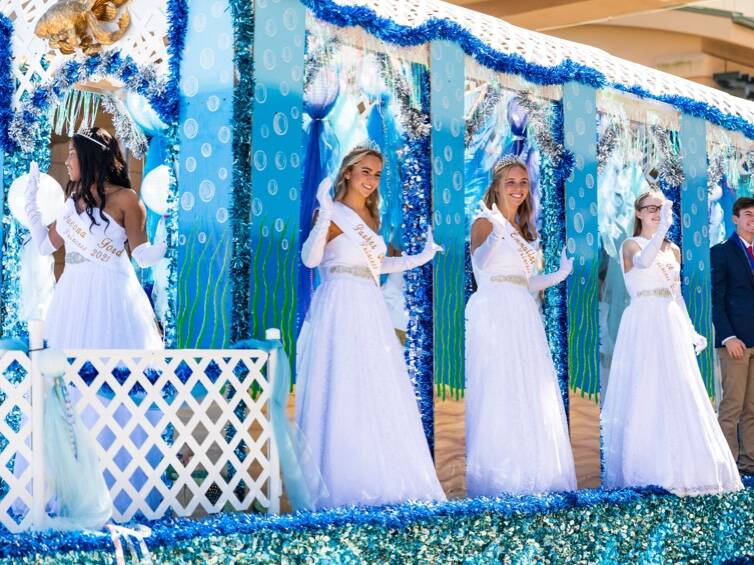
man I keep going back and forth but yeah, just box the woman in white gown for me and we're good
[296,146,446,509]
[23,127,166,525]
[602,191,742,495]
[465,155,576,497]
[25,127,164,349]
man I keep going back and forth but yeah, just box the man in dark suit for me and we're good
[712,197,754,474]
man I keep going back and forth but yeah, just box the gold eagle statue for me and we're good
[35,0,132,55]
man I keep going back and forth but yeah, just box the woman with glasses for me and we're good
[602,190,741,495]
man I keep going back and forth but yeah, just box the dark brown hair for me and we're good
[733,197,754,217]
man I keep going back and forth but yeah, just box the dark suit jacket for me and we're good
[711,234,754,348]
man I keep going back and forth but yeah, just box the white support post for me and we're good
[264,327,282,514]
[27,319,46,528]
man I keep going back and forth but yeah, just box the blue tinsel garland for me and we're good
[540,101,573,414]
[400,65,435,452]
[228,0,255,343]
[3,477,754,561]
[0,15,12,150]
[302,0,754,141]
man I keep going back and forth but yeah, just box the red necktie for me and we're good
[748,244,754,262]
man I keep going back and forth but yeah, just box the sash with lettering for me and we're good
[331,202,386,285]
[480,210,539,278]
[57,199,131,273]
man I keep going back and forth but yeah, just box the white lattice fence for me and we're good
[0,351,33,533]
[0,346,282,532]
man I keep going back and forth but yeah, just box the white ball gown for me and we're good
[296,203,446,509]
[602,237,742,495]
[39,199,163,520]
[465,227,576,497]
[44,198,163,349]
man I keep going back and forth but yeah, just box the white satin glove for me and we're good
[632,199,672,269]
[24,161,58,255]
[692,333,708,355]
[301,178,334,269]
[381,228,443,274]
[132,241,167,268]
[529,247,574,292]
[472,201,516,270]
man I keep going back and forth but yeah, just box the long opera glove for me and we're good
[381,229,443,274]
[528,247,574,292]
[301,178,334,269]
[25,161,59,255]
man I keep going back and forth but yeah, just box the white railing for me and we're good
[0,325,282,533]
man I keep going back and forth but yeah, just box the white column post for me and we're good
[27,319,46,528]
[264,328,282,514]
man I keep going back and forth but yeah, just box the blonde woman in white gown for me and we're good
[296,146,446,509]
[465,155,576,497]
[602,191,742,495]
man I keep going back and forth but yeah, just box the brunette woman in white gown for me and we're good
[602,191,742,495]
[465,155,576,497]
[296,146,446,509]
[25,127,164,349]
[23,128,166,523]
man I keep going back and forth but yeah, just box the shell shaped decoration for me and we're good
[34,0,132,55]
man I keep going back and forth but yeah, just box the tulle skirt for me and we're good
[465,282,576,497]
[44,261,163,349]
[296,274,446,509]
[602,296,742,495]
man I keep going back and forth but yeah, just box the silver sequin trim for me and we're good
[636,288,671,298]
[65,252,88,265]
[329,265,372,279]
[488,274,527,287]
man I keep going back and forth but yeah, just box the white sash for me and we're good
[57,201,129,272]
[478,211,538,278]
[331,203,385,285]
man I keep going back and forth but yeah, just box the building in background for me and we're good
[447,0,754,99]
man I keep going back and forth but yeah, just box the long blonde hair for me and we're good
[333,146,384,226]
[482,158,537,242]
[632,189,665,237]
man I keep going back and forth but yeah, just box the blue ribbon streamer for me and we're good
[231,338,326,512]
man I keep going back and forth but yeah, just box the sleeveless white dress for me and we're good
[296,215,446,509]
[465,232,576,496]
[602,237,742,495]
[44,199,162,349]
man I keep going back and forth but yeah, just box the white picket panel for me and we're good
[0,347,282,531]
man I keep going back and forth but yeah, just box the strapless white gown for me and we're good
[465,235,576,496]
[44,199,162,349]
[296,229,445,509]
[602,237,742,495]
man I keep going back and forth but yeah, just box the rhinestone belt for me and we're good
[488,274,527,287]
[329,265,372,280]
[635,288,672,299]
[65,252,88,265]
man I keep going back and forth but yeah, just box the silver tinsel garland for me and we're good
[514,90,564,165]
[375,53,430,139]
[597,121,623,173]
[9,51,167,152]
[101,94,149,158]
[465,83,501,145]
[650,124,684,188]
